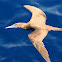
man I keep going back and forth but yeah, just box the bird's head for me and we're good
[15,22,27,29]
[5,22,27,29]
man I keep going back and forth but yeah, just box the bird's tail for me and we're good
[51,27,62,31]
[46,25,62,31]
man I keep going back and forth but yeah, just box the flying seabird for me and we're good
[5,5,62,62]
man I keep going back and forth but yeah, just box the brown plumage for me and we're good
[5,5,62,62]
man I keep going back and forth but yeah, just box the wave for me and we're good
[0,56,6,61]
[39,5,62,16]
[0,41,32,48]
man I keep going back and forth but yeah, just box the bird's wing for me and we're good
[24,5,47,24]
[28,29,51,62]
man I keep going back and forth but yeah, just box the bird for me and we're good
[5,5,62,62]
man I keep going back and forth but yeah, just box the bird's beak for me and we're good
[5,24,17,29]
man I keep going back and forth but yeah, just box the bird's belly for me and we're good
[30,23,46,29]
[30,22,42,27]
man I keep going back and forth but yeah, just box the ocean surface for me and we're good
[0,0,62,62]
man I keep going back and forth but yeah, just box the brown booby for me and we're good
[5,5,62,62]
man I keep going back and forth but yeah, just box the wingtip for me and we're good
[23,5,26,7]
[23,5,30,7]
[23,5,31,9]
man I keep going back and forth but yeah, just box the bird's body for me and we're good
[5,5,62,62]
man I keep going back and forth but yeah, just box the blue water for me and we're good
[0,0,62,62]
